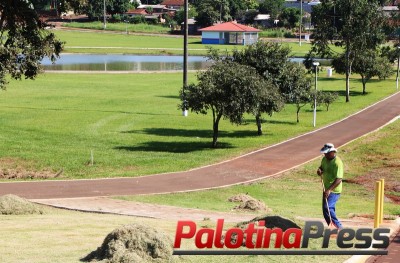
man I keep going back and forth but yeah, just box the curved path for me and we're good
[0,92,399,199]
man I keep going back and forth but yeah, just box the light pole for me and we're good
[299,0,302,46]
[103,0,106,30]
[313,61,320,127]
[396,46,400,91]
[182,0,188,116]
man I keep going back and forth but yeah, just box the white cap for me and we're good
[320,143,337,153]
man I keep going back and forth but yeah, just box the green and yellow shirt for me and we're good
[320,156,343,193]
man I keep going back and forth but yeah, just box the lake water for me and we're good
[41,54,329,72]
[42,54,212,72]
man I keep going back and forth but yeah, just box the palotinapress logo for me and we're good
[173,219,390,256]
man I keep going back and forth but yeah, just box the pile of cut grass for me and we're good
[0,194,44,215]
[82,223,173,262]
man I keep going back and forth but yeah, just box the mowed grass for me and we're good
[0,72,398,179]
[54,29,319,56]
[0,204,351,263]
[64,21,172,34]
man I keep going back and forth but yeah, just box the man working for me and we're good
[317,143,343,229]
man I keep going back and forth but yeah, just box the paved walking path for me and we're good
[0,92,399,199]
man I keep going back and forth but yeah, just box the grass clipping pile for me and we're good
[82,223,173,263]
[0,194,44,215]
[228,193,272,212]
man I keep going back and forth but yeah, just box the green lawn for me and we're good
[0,72,397,179]
[64,21,172,34]
[53,29,321,56]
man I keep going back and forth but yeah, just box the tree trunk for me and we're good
[256,114,263,135]
[296,106,300,123]
[362,77,367,95]
[212,112,222,148]
[345,46,351,102]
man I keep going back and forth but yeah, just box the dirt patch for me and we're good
[82,223,173,263]
[0,157,59,179]
[229,193,272,212]
[226,216,301,246]
[0,194,45,215]
[345,166,400,204]
[237,215,301,230]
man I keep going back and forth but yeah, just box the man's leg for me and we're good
[322,195,331,226]
[326,193,343,229]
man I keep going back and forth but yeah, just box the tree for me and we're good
[107,0,131,16]
[0,0,63,90]
[279,7,300,29]
[279,63,312,123]
[180,61,272,147]
[259,0,285,19]
[320,92,339,111]
[242,9,259,25]
[194,0,231,28]
[86,0,104,19]
[232,42,291,134]
[332,49,393,94]
[310,0,386,102]
[174,5,197,25]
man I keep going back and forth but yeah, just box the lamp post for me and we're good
[299,0,302,46]
[396,46,400,91]
[182,0,188,117]
[313,61,320,127]
[103,0,106,30]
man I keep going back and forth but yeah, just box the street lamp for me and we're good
[182,0,188,117]
[103,0,106,30]
[299,0,302,46]
[313,61,320,127]
[396,46,400,90]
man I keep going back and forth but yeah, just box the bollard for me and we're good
[374,179,385,228]
[379,179,385,224]
[374,180,382,228]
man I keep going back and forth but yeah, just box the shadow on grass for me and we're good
[336,90,367,97]
[156,95,180,99]
[114,141,233,153]
[122,128,258,138]
[244,119,297,126]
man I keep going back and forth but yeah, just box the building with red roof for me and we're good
[199,21,261,45]
[161,0,184,11]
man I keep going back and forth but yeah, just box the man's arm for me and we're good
[324,178,342,198]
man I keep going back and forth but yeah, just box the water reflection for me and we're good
[42,54,330,72]
[42,54,212,72]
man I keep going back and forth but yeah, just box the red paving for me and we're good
[366,229,400,263]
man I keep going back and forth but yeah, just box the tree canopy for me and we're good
[0,0,63,89]
[181,60,277,147]
[310,0,387,102]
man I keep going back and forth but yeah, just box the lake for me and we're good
[42,54,212,72]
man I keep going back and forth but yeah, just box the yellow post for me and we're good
[379,179,385,224]
[374,180,382,228]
